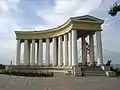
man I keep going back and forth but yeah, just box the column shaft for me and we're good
[24,40,30,65]
[31,40,35,65]
[82,36,87,65]
[72,30,78,66]
[53,37,57,66]
[89,34,95,65]
[46,38,50,65]
[96,31,103,65]
[64,34,68,66]
[28,43,30,65]
[16,40,21,65]
[38,39,43,65]
[37,43,39,65]
[68,32,72,66]
[58,36,63,66]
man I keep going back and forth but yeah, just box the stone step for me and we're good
[83,71,106,76]
[83,73,106,76]
[81,66,106,76]
[83,70,105,73]
[82,66,102,71]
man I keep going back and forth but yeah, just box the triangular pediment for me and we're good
[70,15,104,23]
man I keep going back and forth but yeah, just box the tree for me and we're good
[108,2,120,16]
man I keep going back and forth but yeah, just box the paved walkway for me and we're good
[0,73,120,90]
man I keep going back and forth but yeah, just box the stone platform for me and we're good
[5,65,116,77]
[6,65,72,73]
[73,65,116,77]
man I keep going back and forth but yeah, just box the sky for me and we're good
[0,0,120,65]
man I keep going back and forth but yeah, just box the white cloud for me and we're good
[0,0,103,64]
[1,0,119,65]
[0,0,20,64]
[0,0,20,34]
[37,0,102,28]
[54,0,80,14]
[55,0,102,15]
[0,0,20,11]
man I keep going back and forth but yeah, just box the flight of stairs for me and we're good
[82,66,106,76]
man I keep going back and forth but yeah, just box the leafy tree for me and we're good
[108,2,120,16]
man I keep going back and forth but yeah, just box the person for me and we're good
[106,59,111,66]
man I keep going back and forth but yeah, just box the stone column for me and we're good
[96,31,103,66]
[68,32,72,66]
[82,36,87,65]
[53,37,57,66]
[46,38,50,66]
[58,36,63,66]
[31,40,35,65]
[64,34,68,66]
[72,30,78,66]
[37,42,39,65]
[24,40,30,65]
[38,39,43,65]
[89,34,95,65]
[28,43,30,65]
[16,40,21,65]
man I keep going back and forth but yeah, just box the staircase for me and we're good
[82,66,106,76]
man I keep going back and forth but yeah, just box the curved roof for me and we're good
[15,15,104,40]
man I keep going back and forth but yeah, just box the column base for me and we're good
[68,65,72,67]
[52,65,58,67]
[57,65,63,67]
[89,63,96,66]
[63,65,69,67]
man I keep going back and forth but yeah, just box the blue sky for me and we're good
[0,0,120,65]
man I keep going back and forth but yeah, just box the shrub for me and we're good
[0,70,54,77]
[110,66,120,76]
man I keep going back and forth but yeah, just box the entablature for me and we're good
[15,15,104,40]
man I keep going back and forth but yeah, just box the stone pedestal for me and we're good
[73,66,83,77]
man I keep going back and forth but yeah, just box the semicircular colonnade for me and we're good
[15,15,104,67]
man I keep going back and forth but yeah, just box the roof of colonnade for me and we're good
[15,15,104,40]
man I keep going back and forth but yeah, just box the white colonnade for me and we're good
[16,30,103,66]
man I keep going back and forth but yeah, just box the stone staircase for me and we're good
[82,66,106,76]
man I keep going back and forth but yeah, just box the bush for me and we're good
[0,64,5,69]
[2,70,54,77]
[110,66,120,76]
